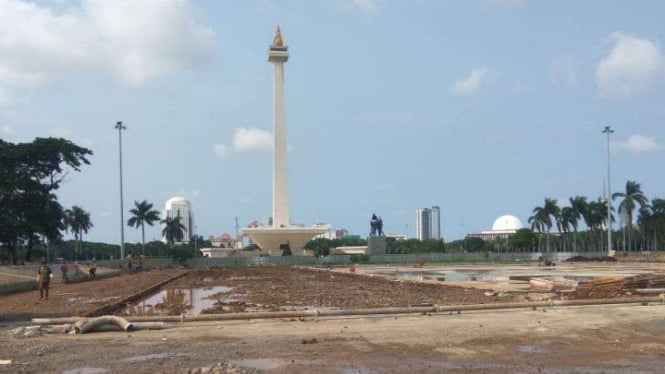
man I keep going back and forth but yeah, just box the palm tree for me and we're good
[560,206,576,251]
[568,196,587,251]
[612,180,648,251]
[128,200,161,256]
[528,214,546,252]
[161,216,186,248]
[587,197,615,251]
[531,198,559,252]
[64,206,93,258]
[638,198,665,251]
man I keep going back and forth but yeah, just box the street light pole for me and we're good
[603,126,614,255]
[115,121,127,262]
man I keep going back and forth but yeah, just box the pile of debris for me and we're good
[565,256,618,262]
[622,273,665,289]
[530,273,665,299]
[529,277,578,292]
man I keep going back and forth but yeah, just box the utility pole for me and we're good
[603,126,614,255]
[115,121,127,262]
[235,217,240,249]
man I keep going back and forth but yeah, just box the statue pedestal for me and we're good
[367,236,387,255]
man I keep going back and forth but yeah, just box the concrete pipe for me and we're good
[32,296,664,326]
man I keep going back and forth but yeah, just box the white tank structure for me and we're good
[240,26,326,255]
[490,215,523,233]
[163,196,193,244]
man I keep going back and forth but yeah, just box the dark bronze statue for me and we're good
[370,214,384,236]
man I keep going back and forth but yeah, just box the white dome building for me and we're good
[489,215,523,233]
[163,196,193,244]
[468,214,524,241]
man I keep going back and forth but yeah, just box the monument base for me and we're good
[367,236,387,255]
[240,226,327,256]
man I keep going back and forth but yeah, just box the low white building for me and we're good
[468,214,523,241]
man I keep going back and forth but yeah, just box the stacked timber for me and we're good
[529,277,578,292]
[623,273,665,289]
[576,276,624,291]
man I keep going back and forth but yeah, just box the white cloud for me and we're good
[551,54,578,89]
[232,127,273,152]
[348,0,381,12]
[214,127,274,159]
[0,0,215,88]
[450,67,488,95]
[596,32,665,99]
[611,134,662,154]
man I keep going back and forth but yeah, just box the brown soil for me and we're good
[125,267,521,316]
[1,265,665,373]
[0,270,185,321]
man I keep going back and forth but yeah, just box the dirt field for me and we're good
[1,264,664,373]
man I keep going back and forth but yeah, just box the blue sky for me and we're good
[1,0,664,243]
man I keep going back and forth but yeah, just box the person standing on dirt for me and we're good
[60,261,68,284]
[89,258,97,279]
[37,260,52,300]
[126,253,133,273]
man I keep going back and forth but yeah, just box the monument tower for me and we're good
[269,25,290,229]
[241,26,326,255]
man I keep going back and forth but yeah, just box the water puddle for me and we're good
[393,270,509,282]
[341,367,372,374]
[123,353,185,363]
[516,345,544,354]
[383,270,594,284]
[127,286,233,315]
[62,368,108,374]
[231,358,285,369]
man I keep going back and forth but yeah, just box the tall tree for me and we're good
[531,198,559,252]
[560,206,577,251]
[0,138,91,264]
[128,200,161,256]
[161,216,186,248]
[65,206,93,258]
[612,180,648,251]
[568,196,587,250]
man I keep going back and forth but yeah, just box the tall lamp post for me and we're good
[603,126,614,255]
[115,121,127,261]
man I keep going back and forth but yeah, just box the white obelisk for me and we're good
[269,25,290,228]
[240,26,326,254]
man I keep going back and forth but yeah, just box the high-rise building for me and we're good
[416,206,441,241]
[430,205,441,240]
[163,196,193,244]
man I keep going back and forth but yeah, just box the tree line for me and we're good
[526,181,664,252]
[1,137,194,265]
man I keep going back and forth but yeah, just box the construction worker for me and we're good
[37,260,52,300]
[89,258,97,279]
[60,261,68,284]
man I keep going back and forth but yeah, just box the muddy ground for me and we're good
[1,265,664,373]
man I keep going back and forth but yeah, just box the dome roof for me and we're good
[491,215,523,232]
[164,196,190,210]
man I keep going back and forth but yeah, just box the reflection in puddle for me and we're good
[231,358,285,369]
[123,353,186,362]
[382,271,594,284]
[516,345,544,354]
[341,368,372,374]
[394,271,509,282]
[127,286,233,315]
[62,368,108,374]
